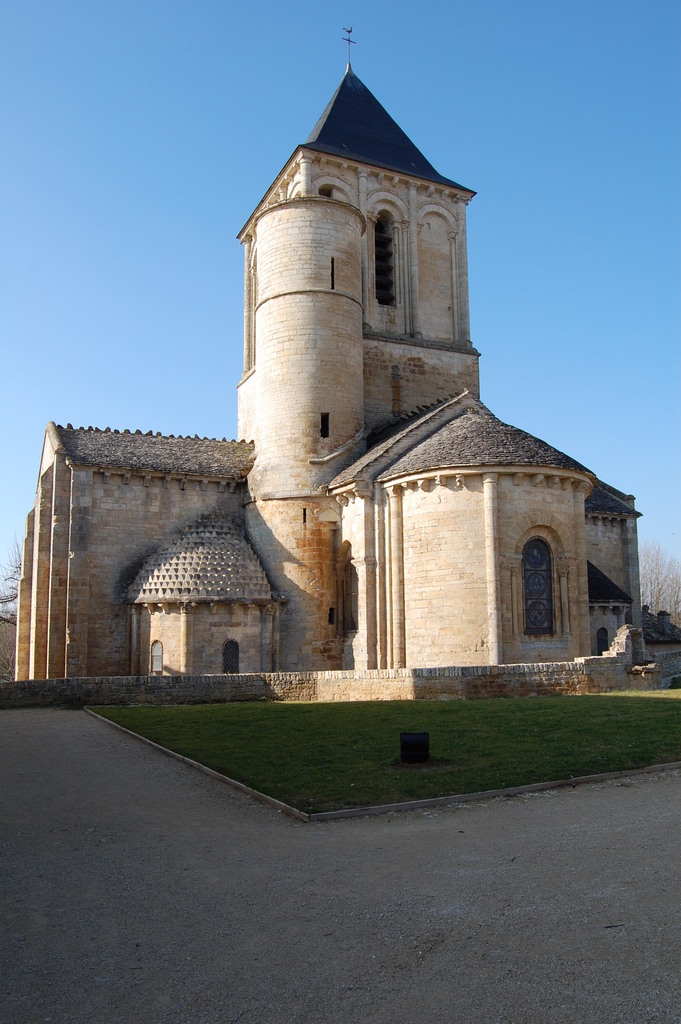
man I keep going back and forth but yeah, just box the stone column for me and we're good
[407,183,421,337]
[29,467,53,679]
[375,492,388,669]
[46,453,70,678]
[622,516,642,625]
[572,481,591,654]
[272,602,281,672]
[358,171,369,327]
[558,562,571,635]
[242,236,253,371]
[389,484,406,668]
[129,605,141,675]
[358,488,378,670]
[455,199,470,343]
[300,154,313,196]
[65,468,92,678]
[483,473,502,664]
[180,603,193,675]
[14,511,35,680]
[260,604,274,672]
[510,566,520,636]
[449,231,460,343]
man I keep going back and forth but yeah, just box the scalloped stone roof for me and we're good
[128,512,273,604]
[54,425,254,480]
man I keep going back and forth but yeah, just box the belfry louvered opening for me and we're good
[374,213,395,306]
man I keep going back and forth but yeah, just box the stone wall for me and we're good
[1,654,661,709]
[655,649,681,687]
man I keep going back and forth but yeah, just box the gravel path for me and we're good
[1,708,680,1024]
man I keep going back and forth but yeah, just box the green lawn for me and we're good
[93,692,681,814]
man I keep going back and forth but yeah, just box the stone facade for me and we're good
[16,66,644,682]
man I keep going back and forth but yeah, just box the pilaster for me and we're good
[483,473,502,664]
[388,484,405,667]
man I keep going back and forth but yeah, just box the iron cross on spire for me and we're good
[342,27,356,67]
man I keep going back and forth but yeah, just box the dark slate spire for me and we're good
[302,68,473,192]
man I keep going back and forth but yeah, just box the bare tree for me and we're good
[0,539,21,681]
[639,541,681,625]
[0,538,21,625]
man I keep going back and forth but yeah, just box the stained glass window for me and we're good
[523,539,554,635]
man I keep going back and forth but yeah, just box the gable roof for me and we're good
[51,424,254,480]
[330,397,593,489]
[302,68,473,192]
[587,562,633,604]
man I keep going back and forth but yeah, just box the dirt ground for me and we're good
[1,707,680,1024]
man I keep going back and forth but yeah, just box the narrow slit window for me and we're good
[328,607,336,625]
[320,413,330,438]
[302,507,307,524]
[330,257,335,290]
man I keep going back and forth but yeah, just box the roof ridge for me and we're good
[57,424,253,445]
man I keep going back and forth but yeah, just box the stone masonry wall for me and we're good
[2,655,660,709]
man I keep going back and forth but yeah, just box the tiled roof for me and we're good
[54,424,254,479]
[642,608,681,645]
[332,401,592,488]
[587,562,633,604]
[381,407,591,479]
[585,482,638,517]
[128,512,274,604]
[303,68,473,192]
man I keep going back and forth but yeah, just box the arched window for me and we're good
[150,640,163,674]
[522,538,554,635]
[343,557,359,633]
[596,627,609,656]
[222,639,240,673]
[374,213,395,306]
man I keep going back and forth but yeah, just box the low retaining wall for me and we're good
[0,654,661,709]
[655,649,681,687]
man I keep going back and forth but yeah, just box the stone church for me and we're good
[16,66,642,681]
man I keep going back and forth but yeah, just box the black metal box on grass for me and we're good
[400,731,430,763]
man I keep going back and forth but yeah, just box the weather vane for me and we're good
[342,27,356,66]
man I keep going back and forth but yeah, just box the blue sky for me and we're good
[2,0,679,571]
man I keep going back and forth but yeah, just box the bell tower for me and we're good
[237,66,479,670]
